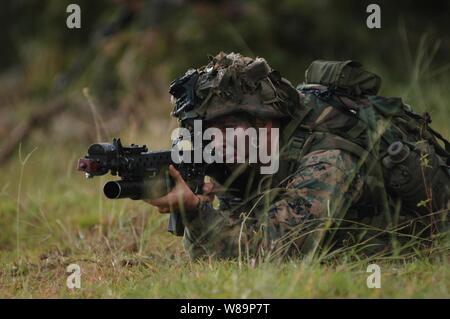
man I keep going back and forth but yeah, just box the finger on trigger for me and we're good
[169,164,182,182]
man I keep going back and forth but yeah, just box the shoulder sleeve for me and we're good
[183,149,364,259]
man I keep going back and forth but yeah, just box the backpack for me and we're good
[286,60,450,221]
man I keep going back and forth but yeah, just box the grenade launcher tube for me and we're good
[104,180,148,200]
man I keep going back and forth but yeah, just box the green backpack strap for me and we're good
[301,131,373,162]
[428,126,450,165]
[281,106,313,142]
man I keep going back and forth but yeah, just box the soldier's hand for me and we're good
[144,165,214,214]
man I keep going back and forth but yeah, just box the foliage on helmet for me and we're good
[169,52,301,123]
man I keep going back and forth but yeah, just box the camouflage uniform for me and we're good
[169,52,449,260]
[182,149,366,259]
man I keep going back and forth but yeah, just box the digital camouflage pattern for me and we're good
[183,149,365,259]
[170,52,450,260]
[182,128,444,260]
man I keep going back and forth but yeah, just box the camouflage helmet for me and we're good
[169,52,300,125]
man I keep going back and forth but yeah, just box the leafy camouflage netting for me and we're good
[170,52,302,122]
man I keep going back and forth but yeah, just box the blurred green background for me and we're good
[0,0,449,154]
[0,0,449,152]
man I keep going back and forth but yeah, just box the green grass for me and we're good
[0,114,448,298]
[1,43,449,298]
[2,255,449,298]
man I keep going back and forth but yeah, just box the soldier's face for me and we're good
[204,115,276,165]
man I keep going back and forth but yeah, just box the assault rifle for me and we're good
[77,138,209,236]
